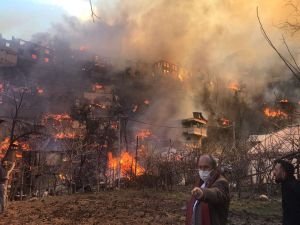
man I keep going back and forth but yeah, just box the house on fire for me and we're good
[182,112,208,149]
[0,34,53,65]
[247,125,300,185]
[153,60,191,81]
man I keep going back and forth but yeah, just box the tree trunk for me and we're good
[1,162,15,213]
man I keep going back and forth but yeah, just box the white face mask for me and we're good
[199,170,211,182]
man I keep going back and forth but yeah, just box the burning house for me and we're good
[83,84,114,118]
[0,34,53,65]
[182,112,208,149]
[153,60,190,81]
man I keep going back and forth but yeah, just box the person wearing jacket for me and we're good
[186,154,230,225]
[273,159,300,225]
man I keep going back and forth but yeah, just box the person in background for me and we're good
[273,159,300,225]
[0,161,8,213]
[186,154,230,225]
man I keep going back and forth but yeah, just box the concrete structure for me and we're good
[182,112,208,149]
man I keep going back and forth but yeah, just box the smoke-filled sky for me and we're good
[1,0,300,121]
[1,0,299,66]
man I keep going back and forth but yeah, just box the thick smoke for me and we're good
[2,0,300,143]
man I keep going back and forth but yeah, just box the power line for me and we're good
[128,118,232,129]
[128,118,182,129]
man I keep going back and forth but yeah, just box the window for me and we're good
[5,42,10,47]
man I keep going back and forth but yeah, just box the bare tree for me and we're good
[0,92,41,212]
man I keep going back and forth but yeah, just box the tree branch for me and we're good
[257,7,300,83]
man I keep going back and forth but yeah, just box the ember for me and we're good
[219,118,231,127]
[92,83,103,91]
[37,87,44,95]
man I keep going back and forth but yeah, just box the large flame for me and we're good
[0,137,30,159]
[263,107,288,118]
[107,151,144,177]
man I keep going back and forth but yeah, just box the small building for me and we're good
[0,47,17,67]
[182,112,208,149]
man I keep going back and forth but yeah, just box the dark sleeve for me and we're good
[0,167,7,181]
[294,180,300,198]
[201,179,230,205]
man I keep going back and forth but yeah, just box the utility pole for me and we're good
[232,121,236,149]
[118,116,121,188]
[135,136,139,177]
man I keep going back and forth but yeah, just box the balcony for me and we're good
[183,127,207,137]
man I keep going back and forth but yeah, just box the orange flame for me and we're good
[263,108,288,118]
[92,83,103,91]
[228,82,240,92]
[108,152,118,170]
[107,151,144,177]
[219,118,231,126]
[136,129,151,140]
[0,137,30,159]
[55,132,76,139]
[44,113,71,122]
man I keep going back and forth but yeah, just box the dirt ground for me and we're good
[0,189,281,225]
